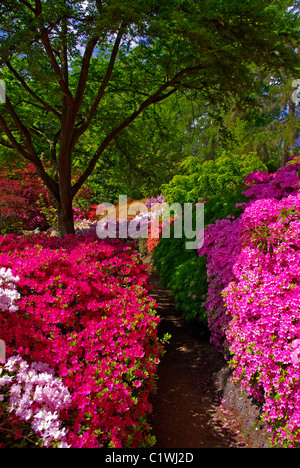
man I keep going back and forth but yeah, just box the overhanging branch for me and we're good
[0,112,60,200]
[6,62,61,119]
[71,64,205,197]
[72,24,126,146]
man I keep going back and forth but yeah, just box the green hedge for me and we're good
[153,189,247,324]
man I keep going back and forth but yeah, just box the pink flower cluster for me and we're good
[0,355,72,448]
[199,162,300,353]
[199,160,300,446]
[0,267,20,313]
[243,163,300,201]
[198,216,242,355]
[0,232,162,448]
[225,192,300,447]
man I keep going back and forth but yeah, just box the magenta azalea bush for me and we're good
[224,193,300,447]
[199,216,242,355]
[199,160,300,447]
[0,232,163,448]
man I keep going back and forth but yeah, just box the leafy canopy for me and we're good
[0,0,299,234]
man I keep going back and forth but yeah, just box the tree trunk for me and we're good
[281,97,298,167]
[281,146,291,167]
[57,198,75,237]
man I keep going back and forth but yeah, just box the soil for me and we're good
[145,258,270,449]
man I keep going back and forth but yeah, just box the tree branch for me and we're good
[41,29,74,108]
[35,0,74,108]
[4,96,36,154]
[74,35,100,112]
[0,137,14,149]
[0,112,60,200]
[19,0,37,14]
[29,126,53,145]
[0,425,38,446]
[0,113,30,158]
[73,25,125,144]
[5,62,61,119]
[152,88,177,104]
[72,64,205,196]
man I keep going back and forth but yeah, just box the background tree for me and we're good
[0,0,299,235]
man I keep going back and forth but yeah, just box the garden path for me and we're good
[145,260,269,449]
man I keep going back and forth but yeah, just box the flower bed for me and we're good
[198,162,300,354]
[224,193,300,447]
[198,160,300,447]
[199,216,242,355]
[0,232,163,448]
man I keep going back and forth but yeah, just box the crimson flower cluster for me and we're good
[0,163,51,231]
[0,232,162,448]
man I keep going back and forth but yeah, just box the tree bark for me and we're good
[57,199,75,237]
[281,97,298,167]
[281,146,291,167]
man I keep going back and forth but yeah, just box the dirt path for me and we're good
[147,267,270,449]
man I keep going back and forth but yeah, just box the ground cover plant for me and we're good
[0,231,163,448]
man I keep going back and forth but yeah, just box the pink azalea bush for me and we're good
[198,161,300,353]
[0,232,163,448]
[0,356,72,448]
[199,160,300,446]
[198,216,242,355]
[243,164,300,201]
[224,193,300,447]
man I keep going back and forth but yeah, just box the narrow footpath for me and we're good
[146,264,270,449]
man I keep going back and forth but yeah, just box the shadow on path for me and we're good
[148,270,245,449]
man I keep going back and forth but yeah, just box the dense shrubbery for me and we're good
[0,164,51,233]
[162,151,266,205]
[199,163,300,353]
[151,150,261,323]
[153,189,248,323]
[2,153,300,448]
[0,164,95,234]
[197,160,300,447]
[224,193,300,447]
[0,231,163,448]
[153,154,300,447]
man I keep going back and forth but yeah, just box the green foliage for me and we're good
[153,233,208,323]
[36,196,59,231]
[0,0,299,235]
[153,188,247,324]
[162,151,267,205]
[204,190,248,226]
[0,215,24,235]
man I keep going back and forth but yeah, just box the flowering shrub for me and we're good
[224,193,300,447]
[0,163,51,232]
[198,162,300,353]
[0,267,20,313]
[197,158,300,447]
[87,196,166,254]
[0,232,163,448]
[243,164,300,201]
[0,356,72,448]
[152,189,247,324]
[198,216,242,354]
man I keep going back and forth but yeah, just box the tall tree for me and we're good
[0,0,299,235]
